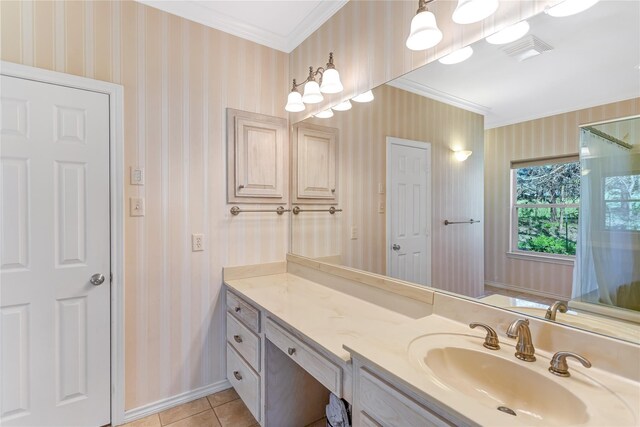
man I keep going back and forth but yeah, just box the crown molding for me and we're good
[136,1,348,53]
[387,77,492,117]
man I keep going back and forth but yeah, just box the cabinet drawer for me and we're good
[227,345,261,423]
[265,318,342,397]
[359,368,453,427]
[227,313,260,372]
[226,290,260,333]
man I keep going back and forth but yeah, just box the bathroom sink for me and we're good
[425,346,587,425]
[407,333,637,426]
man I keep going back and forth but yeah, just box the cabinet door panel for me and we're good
[293,123,338,204]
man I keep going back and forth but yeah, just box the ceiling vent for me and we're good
[502,35,553,61]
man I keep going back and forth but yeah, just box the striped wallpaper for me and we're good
[1,0,289,411]
[484,98,640,298]
[295,84,485,298]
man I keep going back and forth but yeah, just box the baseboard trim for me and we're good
[485,280,568,300]
[122,380,232,424]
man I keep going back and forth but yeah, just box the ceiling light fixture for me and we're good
[285,52,344,111]
[406,0,443,51]
[333,100,352,112]
[352,90,374,103]
[452,0,499,24]
[486,20,530,45]
[314,109,334,119]
[439,46,474,64]
[545,0,599,17]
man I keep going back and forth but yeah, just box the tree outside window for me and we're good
[511,158,580,257]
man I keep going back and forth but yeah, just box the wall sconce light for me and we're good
[486,20,530,45]
[452,0,499,24]
[453,149,473,161]
[285,52,343,112]
[352,90,374,103]
[333,100,352,112]
[314,109,334,119]
[406,0,443,51]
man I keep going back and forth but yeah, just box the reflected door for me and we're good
[1,75,110,426]
[387,137,431,285]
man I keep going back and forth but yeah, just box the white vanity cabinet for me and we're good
[351,357,464,427]
[292,123,339,204]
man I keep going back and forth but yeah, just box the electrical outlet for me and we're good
[350,226,358,240]
[130,167,145,185]
[378,201,385,213]
[378,183,385,194]
[130,197,145,216]
[192,234,204,252]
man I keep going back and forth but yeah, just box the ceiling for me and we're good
[389,0,640,129]
[136,0,348,53]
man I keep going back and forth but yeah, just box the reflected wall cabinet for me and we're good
[292,123,339,204]
[227,108,288,204]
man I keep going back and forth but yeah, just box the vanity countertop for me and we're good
[225,272,424,364]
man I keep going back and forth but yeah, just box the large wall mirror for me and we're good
[290,0,640,344]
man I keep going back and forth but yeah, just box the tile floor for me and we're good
[118,388,257,427]
[118,388,327,427]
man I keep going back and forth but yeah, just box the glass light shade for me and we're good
[454,150,472,161]
[285,91,305,112]
[486,21,530,45]
[302,80,323,104]
[452,0,499,24]
[439,46,474,65]
[320,68,343,94]
[352,90,375,103]
[546,0,599,17]
[314,109,334,119]
[333,100,352,111]
[406,11,443,51]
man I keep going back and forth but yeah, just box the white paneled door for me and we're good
[1,75,110,426]
[387,137,431,286]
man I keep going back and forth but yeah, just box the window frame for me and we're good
[602,172,640,233]
[509,155,580,262]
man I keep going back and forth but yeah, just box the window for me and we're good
[604,174,640,231]
[511,156,580,257]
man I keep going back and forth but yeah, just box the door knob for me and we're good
[392,244,401,251]
[90,273,105,286]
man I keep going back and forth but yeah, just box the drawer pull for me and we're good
[288,347,296,356]
[233,370,243,381]
[233,335,243,343]
[235,306,241,313]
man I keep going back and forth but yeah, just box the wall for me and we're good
[288,0,561,121]
[0,0,289,412]
[484,98,640,298]
[294,84,485,297]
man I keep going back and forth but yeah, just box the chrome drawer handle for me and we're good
[234,306,241,313]
[288,347,296,356]
[233,335,243,343]
[233,371,242,381]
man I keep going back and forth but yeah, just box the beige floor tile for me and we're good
[118,414,161,427]
[214,399,257,427]
[207,388,239,408]
[164,409,221,427]
[158,398,211,425]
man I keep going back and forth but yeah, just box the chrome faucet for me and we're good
[506,318,536,361]
[545,301,568,321]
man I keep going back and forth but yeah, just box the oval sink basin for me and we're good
[425,346,587,425]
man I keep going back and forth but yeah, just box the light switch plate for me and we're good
[192,234,204,252]
[350,226,358,240]
[130,197,145,216]
[378,183,385,194]
[378,201,385,213]
[130,167,145,185]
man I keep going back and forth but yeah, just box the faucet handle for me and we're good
[469,322,500,350]
[545,301,568,320]
[549,351,592,377]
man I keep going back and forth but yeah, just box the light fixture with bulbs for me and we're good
[452,0,499,24]
[406,0,443,51]
[352,90,375,103]
[314,109,334,119]
[333,100,352,112]
[453,149,473,161]
[545,0,599,17]
[285,52,344,112]
[486,20,530,45]
[439,46,474,64]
